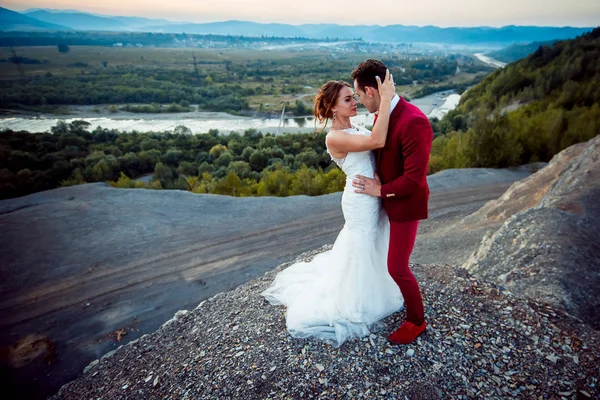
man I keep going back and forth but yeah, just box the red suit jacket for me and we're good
[376,97,433,223]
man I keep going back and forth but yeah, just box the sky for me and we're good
[4,0,600,27]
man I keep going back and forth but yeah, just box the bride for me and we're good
[261,70,400,347]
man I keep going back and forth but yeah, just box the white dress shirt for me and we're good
[374,94,400,117]
[389,94,400,115]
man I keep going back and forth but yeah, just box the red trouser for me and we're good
[388,220,424,324]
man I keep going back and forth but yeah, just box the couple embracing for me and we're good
[262,59,434,347]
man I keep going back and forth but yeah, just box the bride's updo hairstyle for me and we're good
[314,80,351,131]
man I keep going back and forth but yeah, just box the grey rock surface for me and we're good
[0,184,344,399]
[426,167,533,192]
[463,135,600,328]
[0,166,531,399]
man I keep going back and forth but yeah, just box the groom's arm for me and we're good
[380,117,433,199]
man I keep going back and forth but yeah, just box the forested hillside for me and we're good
[430,27,600,172]
[487,40,557,63]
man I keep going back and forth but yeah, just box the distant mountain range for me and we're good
[20,8,184,30]
[0,6,69,31]
[24,10,130,31]
[0,6,595,45]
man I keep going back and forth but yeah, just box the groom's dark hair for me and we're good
[351,59,388,91]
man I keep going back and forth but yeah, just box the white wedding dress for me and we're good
[261,126,403,347]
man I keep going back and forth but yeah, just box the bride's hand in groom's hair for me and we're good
[377,69,395,101]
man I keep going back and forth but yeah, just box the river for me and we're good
[474,53,507,68]
[0,90,461,134]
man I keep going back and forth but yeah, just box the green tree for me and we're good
[16,168,32,189]
[153,162,173,185]
[257,168,292,196]
[162,148,184,167]
[91,155,120,181]
[258,136,276,149]
[186,176,200,192]
[138,149,161,171]
[193,172,215,193]
[214,151,233,168]
[249,149,269,171]
[228,161,252,179]
[318,167,345,193]
[141,138,160,151]
[174,125,192,135]
[178,161,198,177]
[213,171,245,197]
[198,161,215,174]
[294,99,308,115]
[295,150,320,169]
[119,152,140,177]
[209,144,227,159]
[60,168,86,187]
[109,172,135,188]
[290,165,318,195]
[241,146,254,162]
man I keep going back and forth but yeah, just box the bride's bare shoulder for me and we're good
[326,129,349,138]
[325,130,349,147]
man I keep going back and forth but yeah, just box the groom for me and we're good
[351,59,433,345]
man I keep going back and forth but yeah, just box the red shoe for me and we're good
[388,320,427,345]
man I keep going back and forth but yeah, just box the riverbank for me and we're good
[0,90,460,135]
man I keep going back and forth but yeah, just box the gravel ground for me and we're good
[1,166,539,399]
[53,247,600,400]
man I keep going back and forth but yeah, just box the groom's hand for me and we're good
[353,175,381,197]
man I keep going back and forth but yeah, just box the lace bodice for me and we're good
[325,126,376,179]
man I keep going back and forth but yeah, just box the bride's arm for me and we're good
[326,69,395,153]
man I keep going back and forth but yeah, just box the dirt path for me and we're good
[0,178,516,399]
